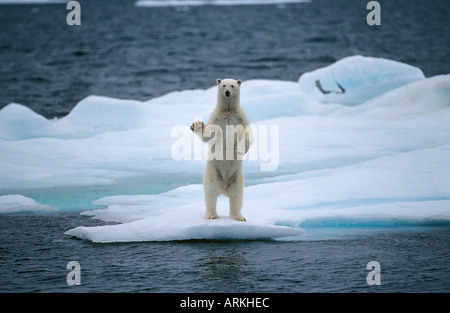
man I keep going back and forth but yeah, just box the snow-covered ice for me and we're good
[0,55,449,241]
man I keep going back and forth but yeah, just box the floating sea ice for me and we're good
[135,0,310,8]
[65,143,450,242]
[65,185,305,242]
[65,74,450,242]
[0,194,58,213]
[0,55,448,240]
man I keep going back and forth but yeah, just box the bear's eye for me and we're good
[223,85,225,87]
[231,85,234,88]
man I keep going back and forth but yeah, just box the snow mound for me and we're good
[298,55,425,105]
[0,103,62,141]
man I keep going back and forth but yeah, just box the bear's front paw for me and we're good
[190,120,205,133]
[235,145,245,156]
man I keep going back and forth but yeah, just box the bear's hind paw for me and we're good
[205,213,219,220]
[230,215,247,222]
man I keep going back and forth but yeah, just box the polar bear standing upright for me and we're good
[190,78,252,221]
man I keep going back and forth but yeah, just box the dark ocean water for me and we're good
[0,0,449,293]
[1,213,449,293]
[0,0,449,118]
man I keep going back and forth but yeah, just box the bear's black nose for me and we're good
[225,90,230,97]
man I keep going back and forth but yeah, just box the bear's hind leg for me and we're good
[204,186,220,220]
[228,178,246,222]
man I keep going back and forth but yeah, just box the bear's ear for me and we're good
[237,79,242,86]
[216,78,222,85]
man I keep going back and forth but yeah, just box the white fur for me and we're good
[191,78,252,221]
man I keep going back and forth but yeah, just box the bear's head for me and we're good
[217,78,242,99]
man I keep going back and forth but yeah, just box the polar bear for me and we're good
[190,78,252,221]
